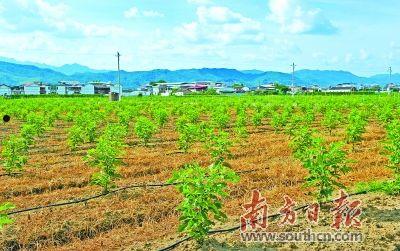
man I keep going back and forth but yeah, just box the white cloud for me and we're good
[124,7,164,18]
[72,22,125,37]
[35,0,68,19]
[143,10,164,18]
[268,0,337,35]
[187,0,212,5]
[124,7,139,18]
[176,6,264,45]
[197,6,242,24]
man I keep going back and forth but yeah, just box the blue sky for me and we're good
[0,0,399,76]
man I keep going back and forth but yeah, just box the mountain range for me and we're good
[0,57,398,89]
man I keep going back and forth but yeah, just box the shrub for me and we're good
[0,202,15,229]
[134,117,157,146]
[168,163,239,242]
[153,108,169,127]
[177,123,200,152]
[85,125,127,192]
[271,111,289,133]
[322,109,341,135]
[67,125,85,151]
[289,126,313,160]
[385,120,400,177]
[205,130,232,164]
[296,137,350,202]
[235,111,248,139]
[252,112,263,126]
[211,109,230,129]
[1,135,28,174]
[345,110,367,144]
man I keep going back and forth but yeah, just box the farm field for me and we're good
[0,94,399,250]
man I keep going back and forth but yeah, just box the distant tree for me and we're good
[232,83,244,89]
[274,82,290,94]
[149,80,167,86]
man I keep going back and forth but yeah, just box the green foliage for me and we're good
[117,110,133,128]
[168,163,239,242]
[235,111,248,139]
[270,110,289,133]
[211,109,230,129]
[252,111,263,126]
[205,130,232,164]
[322,109,341,135]
[0,202,15,230]
[67,125,85,150]
[85,124,127,192]
[153,108,169,127]
[355,179,400,196]
[289,126,313,160]
[345,110,367,144]
[385,120,400,176]
[284,114,304,138]
[26,113,46,135]
[1,135,28,174]
[20,124,37,146]
[378,105,394,125]
[294,136,351,202]
[177,123,200,152]
[134,116,157,145]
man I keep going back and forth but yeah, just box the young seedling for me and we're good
[1,135,28,175]
[85,124,127,193]
[322,109,341,135]
[300,137,351,202]
[134,116,157,146]
[168,163,239,243]
[385,119,400,178]
[0,202,15,229]
[204,130,232,165]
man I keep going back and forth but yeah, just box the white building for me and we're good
[82,82,122,95]
[81,83,95,94]
[23,82,48,95]
[110,84,122,94]
[57,81,82,95]
[323,83,357,93]
[0,85,11,96]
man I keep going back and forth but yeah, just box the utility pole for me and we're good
[389,66,392,84]
[291,62,296,95]
[116,51,121,86]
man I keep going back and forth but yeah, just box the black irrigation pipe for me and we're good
[4,167,261,216]
[158,190,368,251]
[6,182,178,216]
[0,172,23,177]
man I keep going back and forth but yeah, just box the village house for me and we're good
[305,85,322,93]
[57,81,82,95]
[81,81,122,95]
[323,83,357,93]
[122,88,151,97]
[257,83,277,92]
[0,84,11,96]
[23,82,48,95]
[385,83,399,92]
[11,86,24,95]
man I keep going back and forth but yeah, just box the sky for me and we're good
[0,0,399,76]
